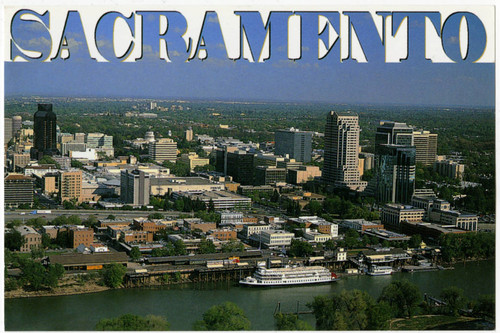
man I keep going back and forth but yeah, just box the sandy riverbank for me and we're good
[5,281,111,299]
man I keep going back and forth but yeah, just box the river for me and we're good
[5,259,495,331]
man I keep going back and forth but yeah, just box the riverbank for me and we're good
[5,280,111,299]
[5,259,495,331]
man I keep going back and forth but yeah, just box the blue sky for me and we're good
[5,9,495,107]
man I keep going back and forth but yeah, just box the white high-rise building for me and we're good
[322,111,366,191]
[149,138,177,163]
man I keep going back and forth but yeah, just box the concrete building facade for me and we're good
[323,111,366,191]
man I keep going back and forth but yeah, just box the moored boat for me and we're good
[367,265,393,276]
[239,265,338,286]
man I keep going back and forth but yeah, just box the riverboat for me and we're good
[367,265,393,276]
[239,266,338,286]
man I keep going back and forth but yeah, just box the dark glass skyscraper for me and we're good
[31,103,58,159]
[375,144,416,204]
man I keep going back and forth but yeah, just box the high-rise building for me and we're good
[185,127,193,142]
[323,111,366,191]
[4,118,13,143]
[31,103,58,159]
[59,170,82,203]
[413,130,437,165]
[149,138,177,163]
[375,144,416,204]
[5,174,34,207]
[120,169,150,206]
[275,128,312,162]
[12,116,22,137]
[226,150,255,185]
[375,121,413,153]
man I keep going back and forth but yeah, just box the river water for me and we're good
[5,260,495,331]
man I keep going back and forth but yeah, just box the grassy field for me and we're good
[390,315,482,330]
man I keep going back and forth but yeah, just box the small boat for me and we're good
[239,265,338,286]
[367,265,393,276]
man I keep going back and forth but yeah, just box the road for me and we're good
[4,209,185,222]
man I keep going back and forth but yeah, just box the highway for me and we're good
[4,209,185,222]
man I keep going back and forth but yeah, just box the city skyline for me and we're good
[5,10,495,108]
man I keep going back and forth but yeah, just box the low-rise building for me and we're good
[242,224,272,238]
[434,159,465,180]
[335,248,347,261]
[341,219,384,232]
[381,204,425,230]
[208,228,237,241]
[183,218,217,233]
[180,152,210,170]
[171,190,251,210]
[287,165,321,184]
[400,221,469,239]
[303,231,332,243]
[14,226,41,252]
[120,230,154,243]
[150,177,225,196]
[70,227,94,248]
[259,230,294,247]
[133,218,177,232]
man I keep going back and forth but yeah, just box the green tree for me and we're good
[83,215,99,228]
[193,302,250,330]
[148,213,164,220]
[20,260,46,290]
[107,214,116,220]
[288,239,314,257]
[39,155,60,168]
[5,230,26,251]
[473,294,495,319]
[207,199,215,212]
[308,290,375,330]
[173,240,187,255]
[198,239,216,254]
[45,263,65,288]
[95,314,170,331]
[30,246,45,259]
[378,280,422,318]
[102,263,127,288]
[409,234,422,248]
[274,313,312,330]
[440,286,467,316]
[221,240,244,253]
[6,219,22,229]
[129,247,141,260]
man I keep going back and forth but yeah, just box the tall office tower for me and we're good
[4,118,13,143]
[274,128,312,162]
[120,169,150,206]
[58,170,82,203]
[322,111,366,191]
[12,116,22,136]
[375,121,414,153]
[31,103,58,159]
[375,144,416,204]
[413,130,437,165]
[185,127,193,142]
[148,138,177,163]
[226,150,255,185]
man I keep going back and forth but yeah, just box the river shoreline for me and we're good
[4,258,490,300]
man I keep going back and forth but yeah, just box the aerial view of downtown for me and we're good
[3,4,496,331]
